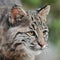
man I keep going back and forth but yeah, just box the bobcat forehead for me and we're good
[19,16,30,27]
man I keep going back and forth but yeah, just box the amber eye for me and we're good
[27,31,36,36]
[27,31,37,37]
[29,31,34,36]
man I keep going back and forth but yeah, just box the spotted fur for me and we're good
[0,4,50,60]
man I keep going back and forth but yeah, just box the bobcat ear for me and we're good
[37,5,50,22]
[10,5,27,24]
[11,4,27,16]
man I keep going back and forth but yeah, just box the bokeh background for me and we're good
[21,0,60,60]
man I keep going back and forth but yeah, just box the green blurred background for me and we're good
[21,0,60,60]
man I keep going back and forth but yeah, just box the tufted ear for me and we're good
[10,5,27,24]
[37,5,50,22]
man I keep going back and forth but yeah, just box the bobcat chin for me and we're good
[0,4,50,60]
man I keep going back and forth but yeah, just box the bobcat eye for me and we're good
[43,29,48,35]
[43,29,49,41]
[28,31,34,36]
[27,31,36,36]
[43,30,47,34]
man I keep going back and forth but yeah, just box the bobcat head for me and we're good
[0,5,50,60]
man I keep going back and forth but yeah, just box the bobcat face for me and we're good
[0,5,50,59]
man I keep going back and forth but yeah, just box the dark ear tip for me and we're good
[41,4,50,9]
[37,4,50,12]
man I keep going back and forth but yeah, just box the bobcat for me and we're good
[0,1,50,60]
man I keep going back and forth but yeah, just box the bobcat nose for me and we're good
[38,43,47,49]
[39,43,44,47]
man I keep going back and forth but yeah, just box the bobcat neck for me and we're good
[14,54,35,60]
[3,52,35,60]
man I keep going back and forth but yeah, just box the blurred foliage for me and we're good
[41,0,57,4]
[49,19,60,45]
[22,0,41,8]
[21,0,60,45]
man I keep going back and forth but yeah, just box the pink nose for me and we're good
[40,43,45,47]
[39,43,46,48]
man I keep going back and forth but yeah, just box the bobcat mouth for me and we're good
[29,43,43,51]
[29,45,47,51]
[30,41,47,50]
